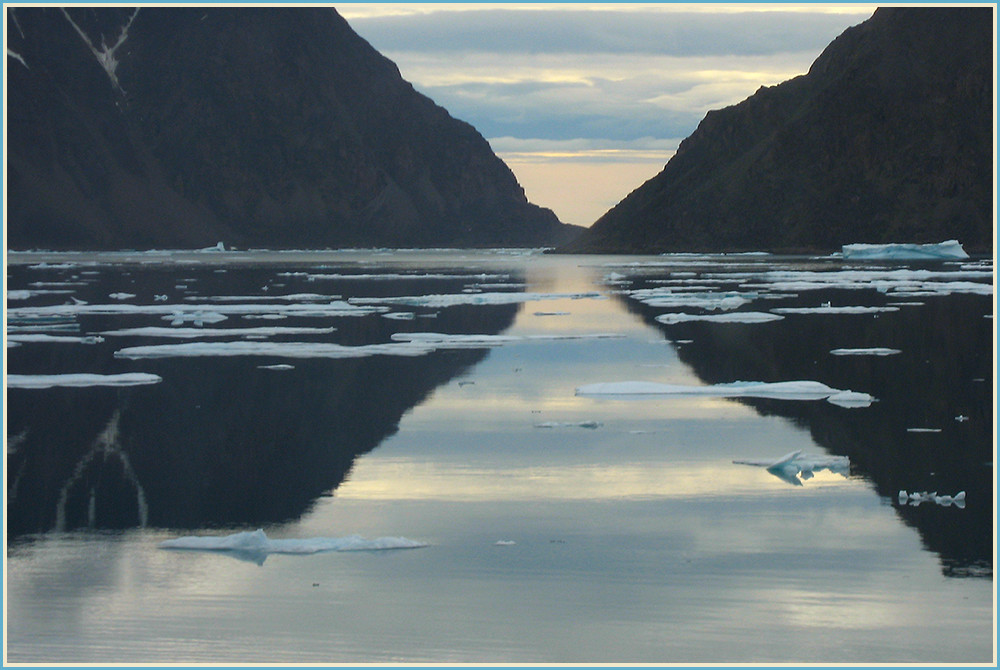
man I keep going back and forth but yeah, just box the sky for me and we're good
[337,3,877,227]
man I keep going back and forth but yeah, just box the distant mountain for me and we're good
[5,7,579,250]
[563,8,994,254]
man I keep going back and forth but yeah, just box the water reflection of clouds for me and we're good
[335,458,852,502]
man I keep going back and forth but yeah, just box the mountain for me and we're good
[563,8,994,255]
[5,7,579,250]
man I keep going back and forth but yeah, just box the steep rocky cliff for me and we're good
[564,8,993,254]
[5,7,578,250]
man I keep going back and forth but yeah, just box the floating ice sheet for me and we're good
[842,240,969,260]
[6,334,104,344]
[733,449,850,486]
[160,529,426,563]
[628,289,757,311]
[114,340,437,360]
[6,373,162,388]
[348,291,604,308]
[772,305,899,315]
[99,326,337,339]
[6,300,386,320]
[898,490,966,508]
[534,421,603,429]
[655,311,783,324]
[575,380,875,407]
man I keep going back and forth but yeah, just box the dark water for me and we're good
[4,249,995,663]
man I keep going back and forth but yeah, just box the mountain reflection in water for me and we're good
[617,259,993,579]
[6,261,520,537]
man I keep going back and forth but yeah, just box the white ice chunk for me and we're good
[7,300,385,320]
[159,529,427,557]
[6,334,104,344]
[772,306,899,315]
[6,373,162,389]
[349,291,604,308]
[842,240,969,260]
[655,311,783,324]
[258,364,295,370]
[734,450,850,485]
[830,348,901,356]
[183,293,338,302]
[628,289,757,311]
[534,421,603,429]
[100,326,337,339]
[898,490,966,508]
[114,340,437,360]
[576,380,875,406]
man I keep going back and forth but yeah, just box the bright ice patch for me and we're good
[830,348,901,356]
[772,306,899,315]
[159,529,427,559]
[100,326,337,339]
[897,490,966,508]
[6,334,104,344]
[534,421,603,429]
[7,373,162,389]
[349,291,604,308]
[733,449,850,486]
[842,240,969,260]
[575,380,875,407]
[655,312,783,324]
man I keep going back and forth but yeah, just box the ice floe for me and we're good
[99,326,337,339]
[733,449,850,486]
[159,528,426,562]
[114,341,437,360]
[897,490,966,508]
[534,421,603,429]
[627,289,757,311]
[772,305,899,315]
[6,334,104,344]
[183,293,337,302]
[830,348,901,356]
[655,311,783,324]
[842,240,969,260]
[348,291,604,308]
[575,380,875,407]
[6,373,162,389]
[109,292,136,300]
[390,332,624,347]
[6,300,386,320]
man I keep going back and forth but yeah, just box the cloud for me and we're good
[347,8,874,58]
[388,51,822,140]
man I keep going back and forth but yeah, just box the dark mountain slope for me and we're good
[5,7,578,250]
[563,8,993,254]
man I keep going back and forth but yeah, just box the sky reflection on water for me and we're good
[4,249,994,664]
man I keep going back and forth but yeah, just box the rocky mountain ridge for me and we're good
[563,8,994,254]
[6,7,578,250]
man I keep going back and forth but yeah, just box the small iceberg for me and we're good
[841,240,969,260]
[575,380,875,407]
[897,490,966,508]
[655,311,783,324]
[830,348,901,356]
[160,529,427,564]
[7,372,162,389]
[734,449,850,486]
[534,420,603,429]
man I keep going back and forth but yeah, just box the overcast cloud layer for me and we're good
[340,4,875,225]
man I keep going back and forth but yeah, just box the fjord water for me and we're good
[4,250,994,663]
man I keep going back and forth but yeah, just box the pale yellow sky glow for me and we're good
[335,4,878,226]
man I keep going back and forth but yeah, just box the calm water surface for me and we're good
[4,249,995,664]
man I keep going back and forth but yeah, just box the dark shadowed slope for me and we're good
[563,8,993,254]
[5,7,580,250]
